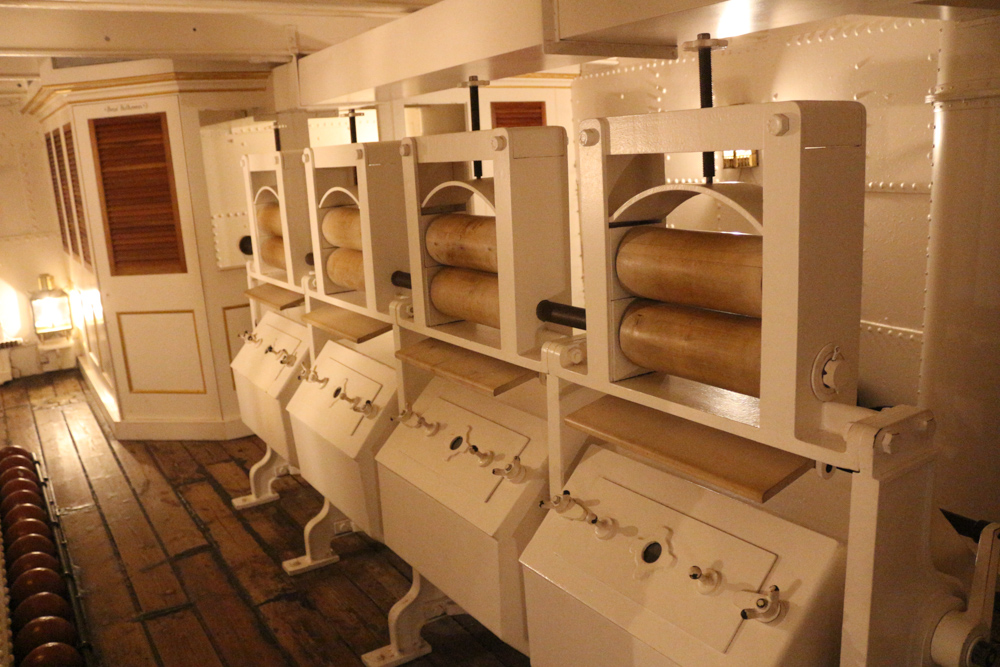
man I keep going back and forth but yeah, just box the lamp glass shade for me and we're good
[30,291,72,335]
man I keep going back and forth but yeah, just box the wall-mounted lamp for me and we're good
[30,274,73,339]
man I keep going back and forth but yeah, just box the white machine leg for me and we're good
[232,446,286,509]
[361,571,459,667]
[840,411,965,667]
[282,499,343,575]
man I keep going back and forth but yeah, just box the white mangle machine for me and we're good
[225,61,1000,667]
[363,125,574,666]
[231,150,312,509]
[281,140,409,574]
[520,100,1000,667]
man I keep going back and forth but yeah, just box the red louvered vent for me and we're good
[63,125,92,268]
[44,132,71,254]
[490,101,547,128]
[52,130,80,258]
[90,113,186,276]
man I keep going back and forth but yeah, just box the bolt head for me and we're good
[356,148,364,160]
[768,114,790,136]
[756,598,768,608]
[579,128,600,147]
[399,143,411,157]
[491,135,507,151]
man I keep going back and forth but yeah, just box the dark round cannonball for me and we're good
[0,466,40,489]
[14,617,78,659]
[8,551,61,584]
[0,446,33,461]
[0,454,35,475]
[2,503,47,530]
[6,533,56,563]
[1,477,42,499]
[10,568,68,609]
[11,592,72,633]
[0,489,44,517]
[20,642,85,667]
[5,518,53,545]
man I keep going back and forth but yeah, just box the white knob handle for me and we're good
[492,456,526,483]
[688,566,721,594]
[399,407,439,436]
[734,585,782,623]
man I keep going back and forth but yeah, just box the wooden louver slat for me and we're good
[490,101,547,128]
[90,112,186,276]
[52,131,80,258]
[44,133,71,254]
[63,125,91,268]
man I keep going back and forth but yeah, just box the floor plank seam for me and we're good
[198,468,306,566]
[55,408,148,615]
[140,446,301,667]
[133,602,195,622]
[168,543,214,562]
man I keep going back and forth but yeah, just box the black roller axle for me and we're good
[536,300,586,330]
[391,271,412,290]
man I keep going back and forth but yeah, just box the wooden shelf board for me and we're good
[245,283,304,310]
[302,304,391,344]
[395,338,535,397]
[565,395,811,503]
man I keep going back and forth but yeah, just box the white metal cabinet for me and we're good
[230,310,307,467]
[520,445,846,667]
[375,377,548,653]
[286,340,397,540]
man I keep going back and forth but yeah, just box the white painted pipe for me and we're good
[921,17,1000,522]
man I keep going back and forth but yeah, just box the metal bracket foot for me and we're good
[231,446,284,510]
[282,499,343,575]
[361,571,454,667]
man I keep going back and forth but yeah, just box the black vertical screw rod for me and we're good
[469,76,483,179]
[697,33,715,185]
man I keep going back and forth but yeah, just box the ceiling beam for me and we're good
[0,8,386,61]
[297,0,591,105]
[0,0,435,19]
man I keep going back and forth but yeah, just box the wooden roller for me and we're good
[429,267,500,329]
[619,299,761,397]
[326,248,366,291]
[426,214,498,273]
[260,236,286,270]
[321,207,363,250]
[257,202,283,237]
[616,227,763,317]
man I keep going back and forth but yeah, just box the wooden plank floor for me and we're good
[0,370,531,667]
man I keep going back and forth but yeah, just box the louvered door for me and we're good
[63,125,92,268]
[90,112,186,276]
[44,132,71,254]
[72,97,226,427]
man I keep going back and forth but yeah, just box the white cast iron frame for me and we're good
[242,150,312,294]
[302,141,409,320]
[397,126,573,370]
[568,100,868,471]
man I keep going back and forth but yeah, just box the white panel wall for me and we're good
[571,15,941,408]
[0,102,68,376]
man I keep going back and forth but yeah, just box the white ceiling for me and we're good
[0,0,442,85]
